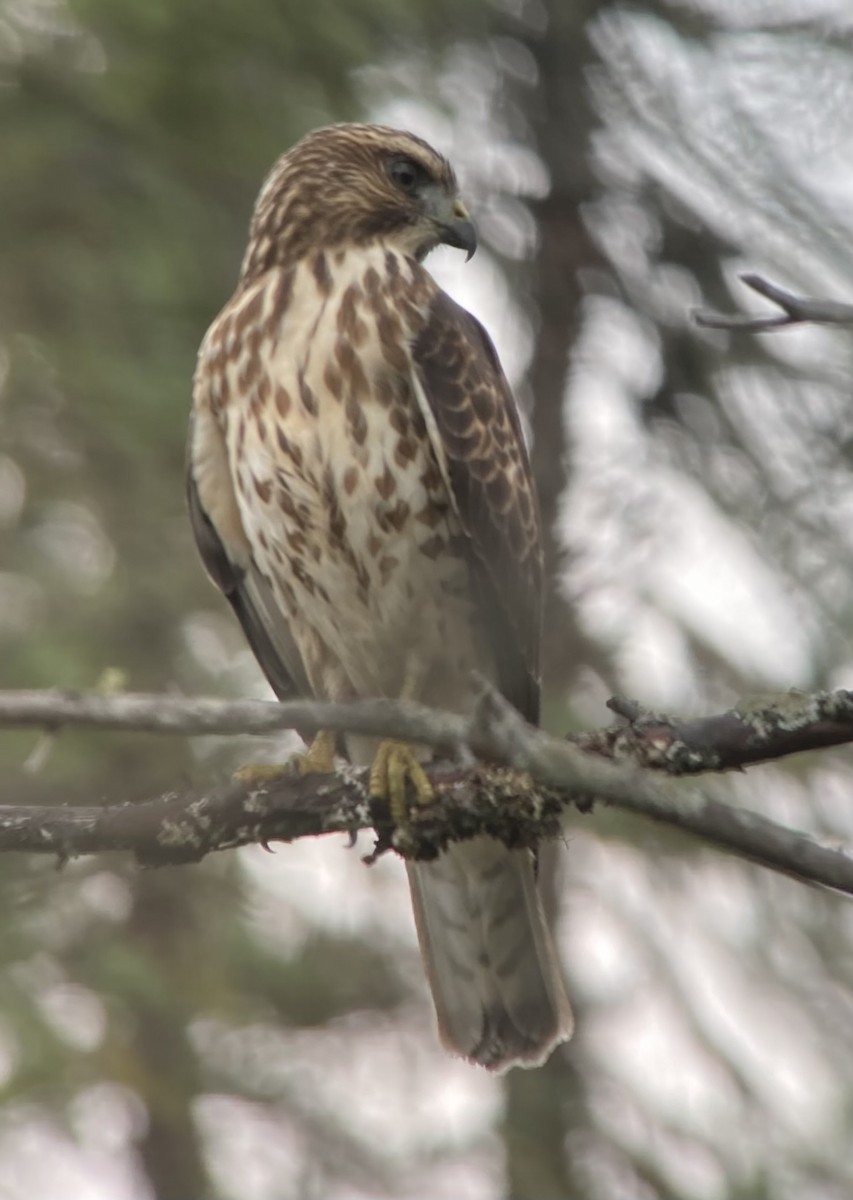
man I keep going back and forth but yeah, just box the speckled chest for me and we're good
[202,245,476,695]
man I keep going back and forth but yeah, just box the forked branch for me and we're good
[695,273,853,333]
[2,685,853,892]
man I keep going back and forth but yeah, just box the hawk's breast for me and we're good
[205,244,488,705]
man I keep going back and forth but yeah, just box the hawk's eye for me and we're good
[388,157,422,194]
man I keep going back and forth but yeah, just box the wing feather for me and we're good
[411,290,543,724]
[186,409,310,701]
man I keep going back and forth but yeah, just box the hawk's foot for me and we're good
[296,729,338,776]
[234,730,337,785]
[369,740,434,827]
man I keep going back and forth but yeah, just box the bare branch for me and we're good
[2,685,853,893]
[4,684,853,772]
[694,273,853,333]
[0,688,469,748]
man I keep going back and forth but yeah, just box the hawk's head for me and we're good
[241,123,477,282]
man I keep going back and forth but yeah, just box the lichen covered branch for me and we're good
[2,685,853,892]
[574,689,853,773]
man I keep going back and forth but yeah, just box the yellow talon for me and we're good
[234,730,337,785]
[369,739,434,827]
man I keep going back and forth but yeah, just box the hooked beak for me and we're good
[439,199,477,261]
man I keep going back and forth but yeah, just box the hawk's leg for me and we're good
[235,729,337,784]
[369,740,434,827]
[368,659,434,825]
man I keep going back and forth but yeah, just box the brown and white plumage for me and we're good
[188,123,572,1069]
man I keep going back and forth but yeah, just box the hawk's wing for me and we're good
[411,289,543,725]
[186,408,310,702]
[408,289,568,1070]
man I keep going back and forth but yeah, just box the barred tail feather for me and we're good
[407,836,572,1070]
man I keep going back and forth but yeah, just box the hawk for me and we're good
[188,123,572,1070]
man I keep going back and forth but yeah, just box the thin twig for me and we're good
[694,273,853,333]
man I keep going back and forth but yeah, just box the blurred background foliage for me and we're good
[2,0,853,1196]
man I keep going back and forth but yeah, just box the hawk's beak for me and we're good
[440,199,477,261]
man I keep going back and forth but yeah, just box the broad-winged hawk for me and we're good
[188,123,572,1070]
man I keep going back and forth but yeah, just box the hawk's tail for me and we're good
[406,836,572,1071]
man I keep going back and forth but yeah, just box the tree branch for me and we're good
[574,689,853,771]
[2,685,853,892]
[694,273,853,333]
